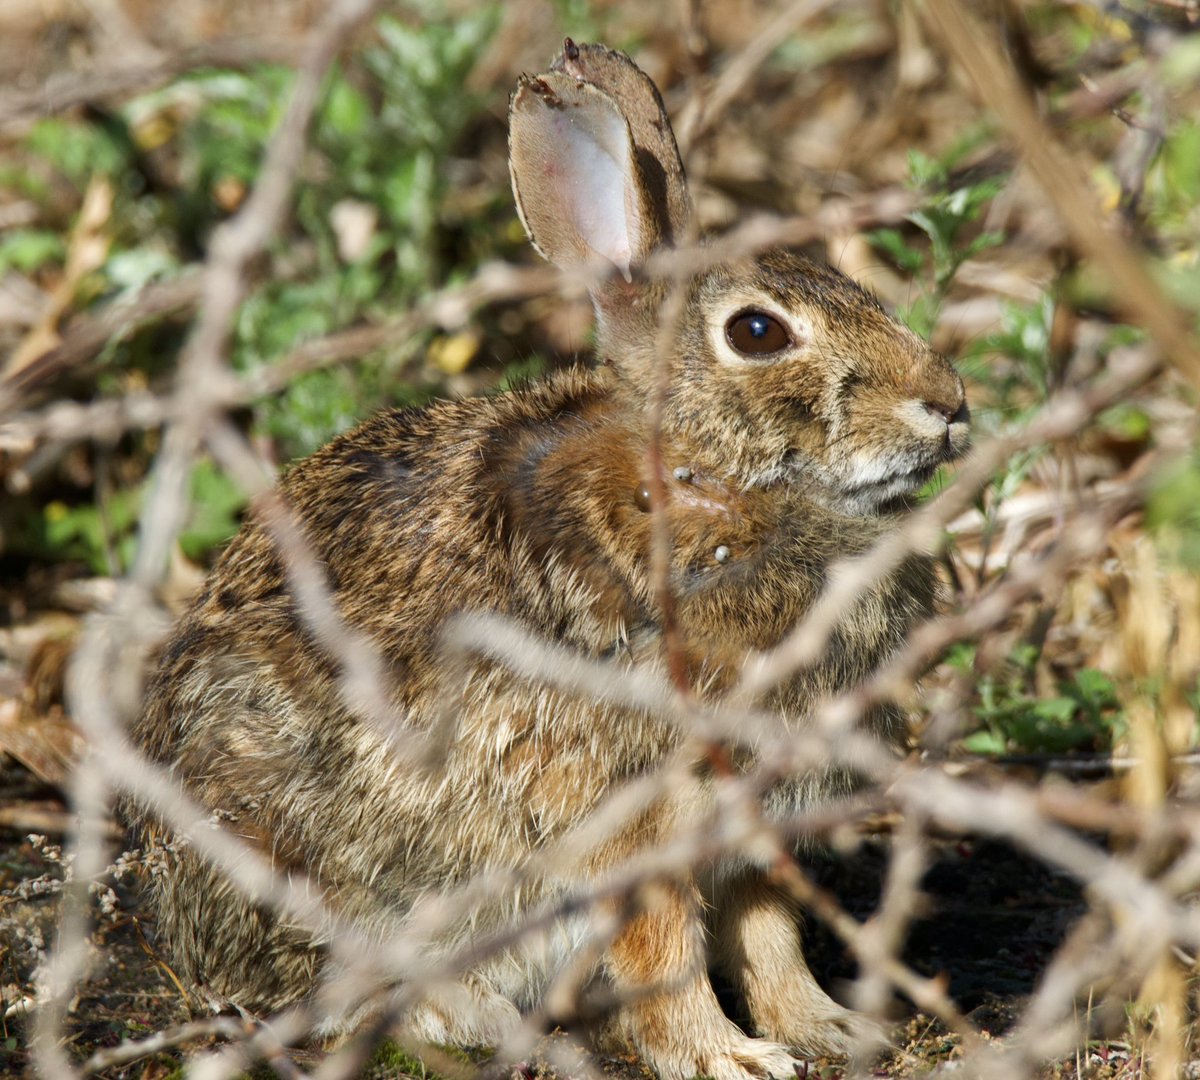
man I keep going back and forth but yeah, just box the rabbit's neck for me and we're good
[480,367,923,672]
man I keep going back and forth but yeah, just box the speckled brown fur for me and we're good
[126,41,969,1079]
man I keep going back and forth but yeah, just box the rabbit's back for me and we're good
[136,364,665,863]
[133,365,673,1009]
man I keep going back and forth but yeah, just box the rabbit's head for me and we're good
[510,41,968,516]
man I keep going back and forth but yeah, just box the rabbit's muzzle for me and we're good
[813,362,970,515]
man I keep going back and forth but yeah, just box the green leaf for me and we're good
[943,642,977,673]
[1030,696,1077,725]
[868,227,924,273]
[180,460,246,561]
[264,368,366,458]
[906,148,947,188]
[896,294,939,338]
[963,730,1008,755]
[105,247,177,292]
[180,67,294,187]
[1162,34,1200,86]
[41,486,143,575]
[1147,452,1200,568]
[26,118,128,183]
[498,354,547,392]
[323,76,371,138]
[0,229,65,273]
[1073,668,1114,699]
[1098,403,1150,441]
[965,230,1006,259]
[1163,120,1200,204]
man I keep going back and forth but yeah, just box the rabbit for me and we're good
[126,39,969,1080]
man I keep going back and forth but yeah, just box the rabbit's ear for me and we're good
[509,41,689,282]
[551,40,689,246]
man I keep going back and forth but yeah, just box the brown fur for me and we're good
[126,41,969,1079]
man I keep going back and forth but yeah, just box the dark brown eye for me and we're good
[725,310,791,356]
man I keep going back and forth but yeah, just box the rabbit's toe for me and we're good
[637,1034,803,1080]
[708,1036,805,1080]
[776,1006,889,1060]
[405,979,522,1046]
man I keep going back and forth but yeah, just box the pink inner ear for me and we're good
[545,106,638,280]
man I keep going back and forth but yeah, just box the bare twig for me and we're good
[0,271,202,416]
[675,0,843,151]
[0,39,304,137]
[33,4,384,1078]
[80,1015,256,1074]
[10,6,1200,1079]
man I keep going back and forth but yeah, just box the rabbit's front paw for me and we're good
[641,1034,804,1080]
[770,1005,889,1060]
[718,1037,807,1080]
[404,978,522,1046]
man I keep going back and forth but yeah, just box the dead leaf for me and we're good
[429,329,481,375]
[0,698,86,788]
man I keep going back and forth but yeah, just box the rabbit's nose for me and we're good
[923,399,970,426]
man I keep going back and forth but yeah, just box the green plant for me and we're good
[868,147,1006,339]
[957,644,1125,755]
[9,458,249,574]
[232,9,500,459]
[40,487,142,576]
[865,144,1010,510]
[4,9,504,569]
[1147,447,1200,569]
[0,229,65,275]
[179,459,248,561]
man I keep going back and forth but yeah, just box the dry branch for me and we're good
[30,3,385,1077]
[0,38,303,137]
[80,1015,256,1074]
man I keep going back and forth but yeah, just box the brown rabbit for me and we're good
[127,40,968,1079]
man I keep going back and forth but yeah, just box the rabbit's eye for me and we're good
[725,311,790,356]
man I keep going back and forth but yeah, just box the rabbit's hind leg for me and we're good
[404,975,522,1047]
[150,847,323,1016]
[709,872,887,1060]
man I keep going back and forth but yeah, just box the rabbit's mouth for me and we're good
[774,452,939,516]
[841,461,940,514]
[825,436,965,514]
[832,404,971,513]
